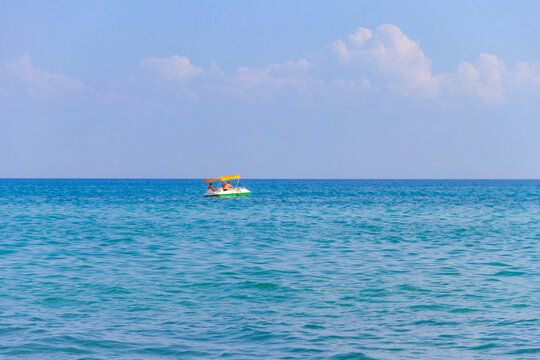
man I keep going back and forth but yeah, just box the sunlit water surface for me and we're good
[0,179,539,359]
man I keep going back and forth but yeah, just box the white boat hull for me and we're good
[204,187,251,197]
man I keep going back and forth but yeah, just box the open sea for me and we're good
[0,179,539,359]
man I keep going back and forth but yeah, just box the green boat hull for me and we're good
[210,193,250,197]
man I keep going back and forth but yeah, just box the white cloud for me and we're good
[455,53,506,103]
[450,54,540,104]
[142,55,202,81]
[0,54,83,98]
[348,27,372,47]
[329,78,371,91]
[331,39,351,63]
[220,59,322,101]
[236,59,314,89]
[332,24,443,98]
[508,61,540,96]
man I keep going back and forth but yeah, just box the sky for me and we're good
[1,0,539,178]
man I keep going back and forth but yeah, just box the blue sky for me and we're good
[1,1,539,178]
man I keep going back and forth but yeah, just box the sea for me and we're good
[0,179,538,359]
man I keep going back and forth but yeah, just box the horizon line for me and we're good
[1,178,539,181]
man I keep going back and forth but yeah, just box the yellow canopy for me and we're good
[204,175,240,183]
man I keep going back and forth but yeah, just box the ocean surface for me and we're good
[0,179,539,359]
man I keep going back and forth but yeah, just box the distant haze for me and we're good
[1,1,539,178]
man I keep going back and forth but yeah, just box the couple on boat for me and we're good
[207,181,236,192]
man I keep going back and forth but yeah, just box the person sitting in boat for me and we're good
[207,182,216,192]
[222,181,235,191]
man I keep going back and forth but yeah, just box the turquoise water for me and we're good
[0,179,539,359]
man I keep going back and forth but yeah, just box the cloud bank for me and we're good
[3,25,540,106]
[331,24,540,104]
[140,25,540,105]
